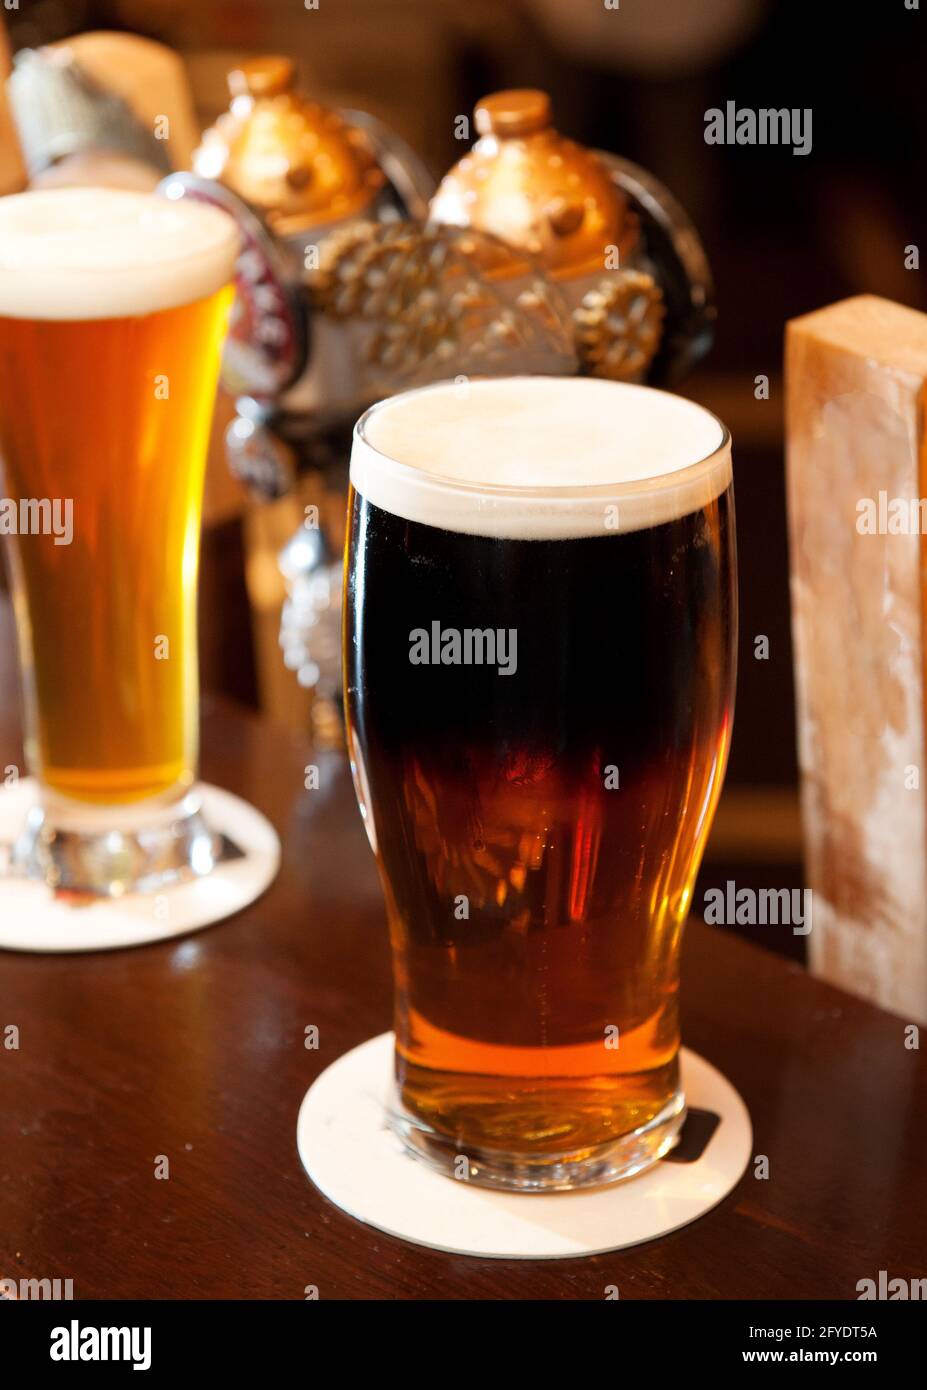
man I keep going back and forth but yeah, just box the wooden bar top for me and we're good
[0,645,924,1297]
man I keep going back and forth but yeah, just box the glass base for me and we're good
[388,1087,686,1192]
[11,787,221,898]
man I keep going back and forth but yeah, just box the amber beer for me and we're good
[345,376,736,1190]
[0,188,239,892]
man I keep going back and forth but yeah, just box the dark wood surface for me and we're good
[0,627,924,1299]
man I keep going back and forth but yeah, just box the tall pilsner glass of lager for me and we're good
[345,377,736,1190]
[0,188,239,895]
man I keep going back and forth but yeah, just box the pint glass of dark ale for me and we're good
[345,377,735,1190]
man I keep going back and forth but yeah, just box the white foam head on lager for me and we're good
[0,186,239,321]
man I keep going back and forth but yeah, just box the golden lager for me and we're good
[0,188,239,891]
[344,376,736,1190]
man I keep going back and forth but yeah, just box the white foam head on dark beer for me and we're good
[0,187,240,320]
[352,377,731,539]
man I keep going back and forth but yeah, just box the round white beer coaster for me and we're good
[297,1032,752,1260]
[0,779,280,953]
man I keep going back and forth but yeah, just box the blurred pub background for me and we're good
[1,0,925,962]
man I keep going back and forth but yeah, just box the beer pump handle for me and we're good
[6,35,199,191]
[47,31,200,170]
[787,295,927,1023]
[427,91,715,388]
